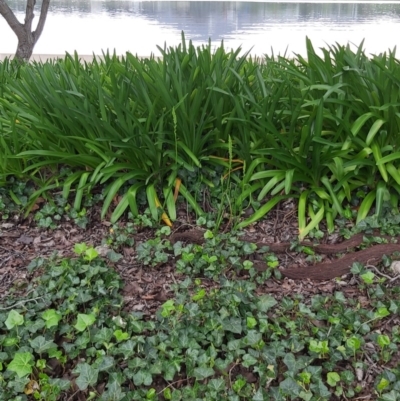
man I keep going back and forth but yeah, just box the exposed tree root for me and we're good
[170,230,400,280]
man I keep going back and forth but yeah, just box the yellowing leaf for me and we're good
[24,380,39,395]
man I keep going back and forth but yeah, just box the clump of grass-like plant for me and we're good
[2,35,400,236]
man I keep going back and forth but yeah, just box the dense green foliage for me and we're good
[1,234,399,400]
[1,36,400,232]
[2,36,400,401]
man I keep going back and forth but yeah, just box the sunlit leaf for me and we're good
[7,352,34,378]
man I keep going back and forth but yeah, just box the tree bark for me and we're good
[0,0,50,62]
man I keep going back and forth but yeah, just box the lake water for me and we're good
[1,0,400,57]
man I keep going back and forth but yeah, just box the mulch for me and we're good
[1,206,400,400]
[1,202,399,319]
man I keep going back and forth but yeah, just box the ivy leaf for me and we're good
[192,289,206,302]
[299,390,313,401]
[350,262,364,274]
[115,340,135,358]
[29,336,57,354]
[7,375,30,394]
[246,316,257,329]
[26,319,46,333]
[279,377,302,396]
[96,356,115,372]
[242,353,258,368]
[4,337,19,346]
[132,370,153,386]
[74,363,99,390]
[107,250,123,263]
[340,369,355,384]
[130,320,144,334]
[244,330,262,346]
[163,362,176,381]
[222,317,242,334]
[327,372,340,387]
[252,388,266,401]
[112,315,126,328]
[99,379,125,401]
[74,242,87,255]
[75,332,90,349]
[310,379,331,398]
[193,366,214,380]
[204,230,214,239]
[361,270,375,284]
[50,378,71,391]
[346,336,361,351]
[7,352,34,378]
[128,357,147,369]
[208,378,225,392]
[5,310,24,330]
[113,330,129,342]
[377,378,390,392]
[374,307,390,319]
[84,248,99,261]
[41,309,62,329]
[389,300,398,314]
[377,334,391,348]
[76,291,93,304]
[149,360,162,375]
[298,303,315,317]
[334,292,346,303]
[74,313,96,332]
[93,327,113,343]
[283,353,306,374]
[256,295,277,312]
[227,339,242,351]
[380,390,398,401]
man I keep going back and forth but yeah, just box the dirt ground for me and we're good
[2,201,399,317]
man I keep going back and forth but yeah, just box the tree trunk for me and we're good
[14,29,36,61]
[0,0,51,62]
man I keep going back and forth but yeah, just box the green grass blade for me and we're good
[299,202,324,240]
[356,190,377,224]
[237,195,287,229]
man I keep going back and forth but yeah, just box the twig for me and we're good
[0,255,12,268]
[363,353,381,375]
[0,296,43,311]
[170,273,178,285]
[228,361,239,388]
[364,264,393,280]
[158,377,189,395]
[66,389,80,401]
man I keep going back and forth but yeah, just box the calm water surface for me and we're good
[1,0,400,56]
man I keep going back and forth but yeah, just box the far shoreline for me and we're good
[0,53,159,62]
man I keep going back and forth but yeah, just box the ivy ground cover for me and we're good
[0,36,400,400]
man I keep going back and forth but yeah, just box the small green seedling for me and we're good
[346,336,361,358]
[309,340,329,358]
[74,242,99,261]
[360,270,375,284]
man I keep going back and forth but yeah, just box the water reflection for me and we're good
[7,0,400,24]
[1,0,400,56]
